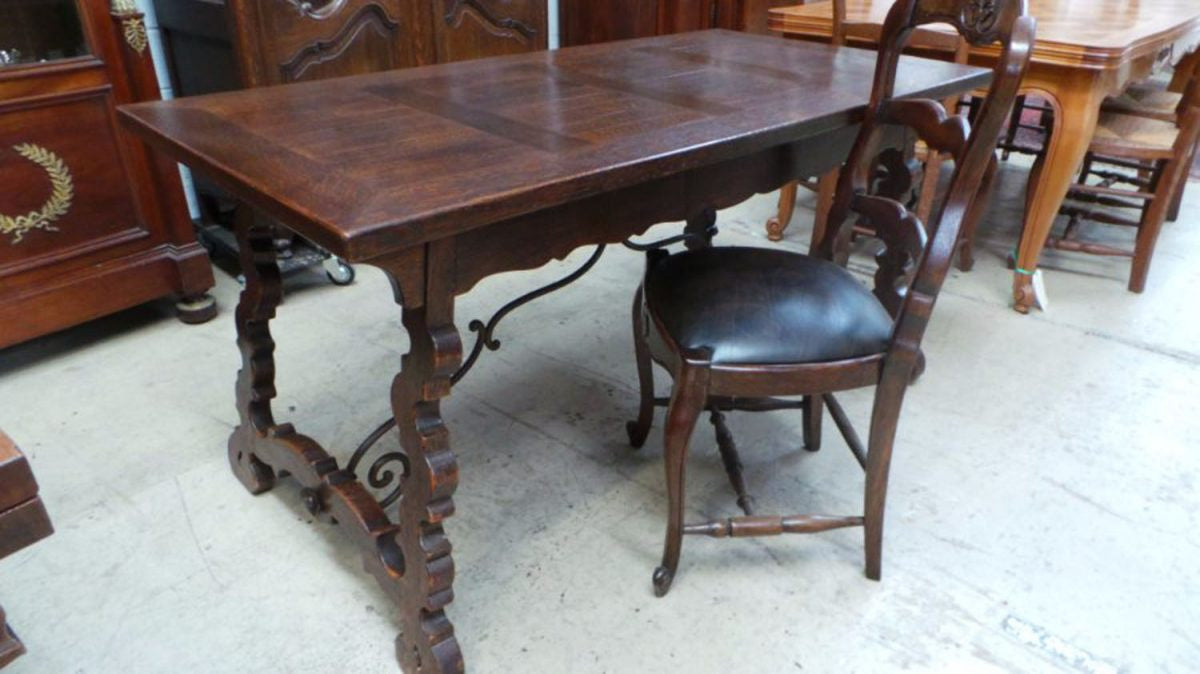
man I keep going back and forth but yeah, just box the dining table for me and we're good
[771,0,1200,312]
[118,29,989,673]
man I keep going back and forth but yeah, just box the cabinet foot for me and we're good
[176,294,218,324]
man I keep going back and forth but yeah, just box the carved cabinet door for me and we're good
[434,0,548,63]
[227,0,434,86]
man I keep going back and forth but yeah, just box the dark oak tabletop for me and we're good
[120,29,989,262]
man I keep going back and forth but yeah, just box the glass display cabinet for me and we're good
[0,0,90,66]
[0,0,216,350]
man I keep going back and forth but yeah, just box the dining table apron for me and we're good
[770,0,1200,312]
[119,29,990,673]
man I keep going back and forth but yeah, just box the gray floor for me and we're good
[1,160,1197,673]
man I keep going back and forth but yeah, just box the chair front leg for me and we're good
[863,370,911,582]
[654,357,710,597]
[627,286,655,448]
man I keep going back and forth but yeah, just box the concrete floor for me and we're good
[1,160,1197,673]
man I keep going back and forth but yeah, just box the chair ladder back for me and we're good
[817,0,1033,332]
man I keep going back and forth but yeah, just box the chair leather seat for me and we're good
[644,247,894,365]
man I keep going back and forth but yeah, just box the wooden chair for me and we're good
[766,0,970,247]
[1048,53,1200,293]
[629,0,1034,596]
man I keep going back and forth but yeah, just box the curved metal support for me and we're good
[349,224,722,499]
[452,244,607,385]
[622,226,718,252]
[346,417,404,507]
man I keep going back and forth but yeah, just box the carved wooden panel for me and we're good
[0,89,144,274]
[435,0,547,63]
[231,0,429,86]
[559,0,790,46]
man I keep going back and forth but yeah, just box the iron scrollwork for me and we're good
[349,225,719,507]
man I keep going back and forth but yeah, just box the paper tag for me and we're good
[1032,269,1049,312]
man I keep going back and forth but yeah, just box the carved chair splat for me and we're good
[766,0,973,250]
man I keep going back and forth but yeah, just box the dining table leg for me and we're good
[376,240,466,674]
[226,206,466,673]
[1010,70,1105,313]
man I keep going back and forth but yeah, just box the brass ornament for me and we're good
[1,144,75,244]
[122,16,148,54]
[110,0,149,54]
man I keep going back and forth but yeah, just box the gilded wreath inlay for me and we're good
[1,144,75,244]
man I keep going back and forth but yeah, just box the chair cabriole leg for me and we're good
[654,360,709,597]
[863,370,910,582]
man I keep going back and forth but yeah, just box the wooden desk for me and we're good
[119,30,987,673]
[771,0,1200,312]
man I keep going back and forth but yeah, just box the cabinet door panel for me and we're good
[659,0,715,34]
[233,0,430,86]
[0,91,144,274]
[435,0,547,63]
[559,0,660,47]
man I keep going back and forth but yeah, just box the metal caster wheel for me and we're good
[324,257,356,286]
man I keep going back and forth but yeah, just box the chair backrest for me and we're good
[832,0,969,61]
[816,0,1034,360]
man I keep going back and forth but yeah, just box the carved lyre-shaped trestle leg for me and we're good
[228,210,281,494]
[378,241,465,674]
[226,206,464,673]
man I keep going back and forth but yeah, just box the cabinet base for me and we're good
[0,242,215,350]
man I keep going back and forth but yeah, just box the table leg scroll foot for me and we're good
[228,430,276,495]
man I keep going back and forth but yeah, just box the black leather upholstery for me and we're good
[643,247,894,365]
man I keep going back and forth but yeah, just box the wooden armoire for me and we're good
[0,0,217,351]
[153,0,547,100]
[151,0,548,273]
